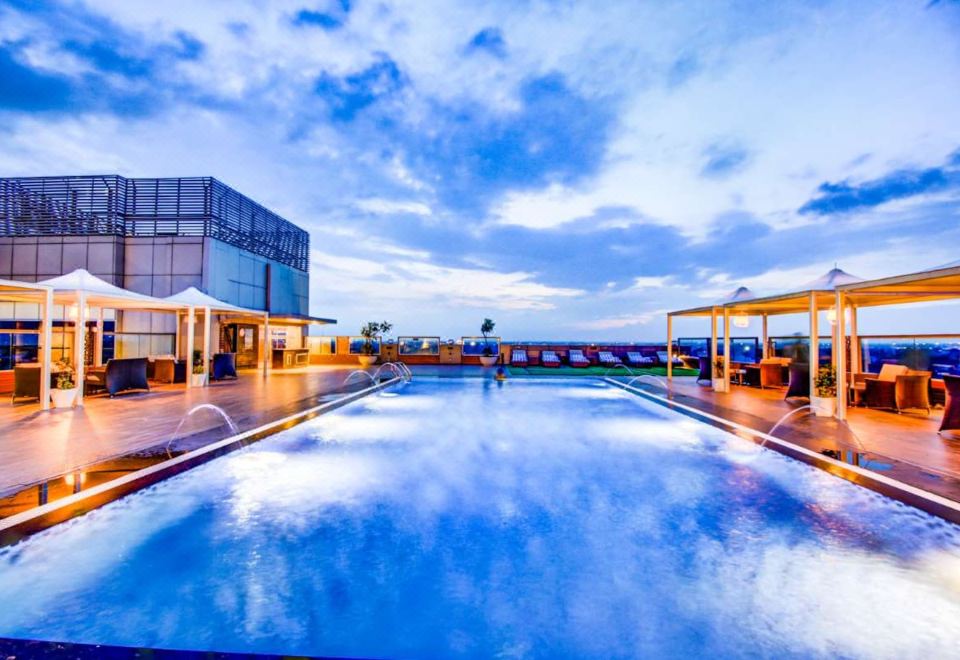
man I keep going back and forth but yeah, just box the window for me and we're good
[676,337,759,363]
[348,337,380,355]
[860,336,960,378]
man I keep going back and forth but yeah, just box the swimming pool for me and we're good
[1,378,959,657]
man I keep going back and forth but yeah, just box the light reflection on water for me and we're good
[0,377,958,658]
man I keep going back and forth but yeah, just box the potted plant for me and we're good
[479,318,498,367]
[358,321,392,367]
[191,359,208,387]
[50,358,79,408]
[812,365,837,417]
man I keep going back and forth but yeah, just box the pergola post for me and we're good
[202,305,211,386]
[94,306,104,367]
[722,306,731,391]
[74,291,87,407]
[850,304,860,375]
[666,314,673,381]
[186,306,196,389]
[761,313,769,359]
[710,307,719,388]
[262,314,271,376]
[175,310,181,360]
[40,288,53,411]
[809,291,819,400]
[835,291,847,420]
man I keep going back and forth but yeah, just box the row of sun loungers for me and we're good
[510,349,667,368]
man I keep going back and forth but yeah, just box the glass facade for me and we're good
[398,337,440,356]
[0,321,116,369]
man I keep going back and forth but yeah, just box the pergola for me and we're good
[164,287,271,378]
[38,269,189,406]
[665,286,755,387]
[0,278,54,409]
[834,262,960,420]
[667,269,861,395]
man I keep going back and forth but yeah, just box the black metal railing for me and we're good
[0,176,309,272]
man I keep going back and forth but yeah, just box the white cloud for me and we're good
[354,198,432,216]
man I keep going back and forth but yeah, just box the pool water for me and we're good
[1,378,959,658]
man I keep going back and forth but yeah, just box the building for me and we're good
[0,175,332,370]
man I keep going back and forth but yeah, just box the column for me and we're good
[74,292,87,407]
[202,306,211,386]
[835,291,847,420]
[263,314,271,375]
[723,306,731,391]
[40,288,53,411]
[175,311,181,359]
[186,306,195,389]
[809,292,819,400]
[850,304,860,375]
[710,307,718,383]
[761,313,769,359]
[666,315,673,381]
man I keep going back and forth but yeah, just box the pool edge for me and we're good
[0,377,403,547]
[603,377,960,525]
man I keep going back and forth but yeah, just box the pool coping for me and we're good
[0,377,403,547]
[603,377,960,525]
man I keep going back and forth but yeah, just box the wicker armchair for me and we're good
[862,364,930,414]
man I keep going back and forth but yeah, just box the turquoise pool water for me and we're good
[1,378,959,657]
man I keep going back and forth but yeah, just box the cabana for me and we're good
[38,269,188,406]
[834,261,960,421]
[707,268,862,396]
[164,287,271,379]
[665,286,756,388]
[0,279,54,409]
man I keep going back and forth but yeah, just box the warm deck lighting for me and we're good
[733,314,750,328]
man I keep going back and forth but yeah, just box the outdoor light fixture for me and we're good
[733,314,750,329]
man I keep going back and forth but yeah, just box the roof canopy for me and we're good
[164,287,266,317]
[38,269,186,311]
[0,278,51,303]
[838,263,960,308]
[669,268,863,318]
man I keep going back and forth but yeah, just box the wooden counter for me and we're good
[272,348,310,369]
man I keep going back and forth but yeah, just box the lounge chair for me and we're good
[939,374,960,434]
[212,352,238,380]
[626,351,655,367]
[12,365,41,403]
[863,364,930,413]
[541,350,561,367]
[598,351,621,367]
[511,348,529,367]
[85,357,150,397]
[569,349,590,368]
[656,351,683,366]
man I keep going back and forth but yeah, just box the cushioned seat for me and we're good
[785,363,809,399]
[212,352,238,380]
[85,358,150,397]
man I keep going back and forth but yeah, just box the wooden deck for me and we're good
[0,366,360,496]
[649,377,960,501]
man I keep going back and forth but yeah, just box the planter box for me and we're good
[358,355,378,368]
[50,387,78,409]
[479,356,498,367]
[811,395,837,417]
[191,373,208,388]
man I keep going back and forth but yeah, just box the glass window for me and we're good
[676,337,758,363]
[860,337,960,378]
[461,336,500,356]
[313,337,337,355]
[348,337,380,355]
[398,336,440,356]
[771,337,832,363]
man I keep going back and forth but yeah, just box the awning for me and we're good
[164,287,267,319]
[838,263,960,308]
[0,278,52,303]
[38,269,186,312]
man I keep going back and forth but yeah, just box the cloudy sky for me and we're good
[1,0,959,340]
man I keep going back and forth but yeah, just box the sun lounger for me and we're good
[541,350,561,367]
[626,351,655,366]
[511,348,529,367]
[569,350,590,367]
[656,351,683,366]
[598,351,621,366]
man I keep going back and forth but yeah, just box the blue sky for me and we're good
[1,0,959,340]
